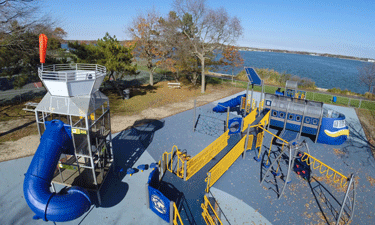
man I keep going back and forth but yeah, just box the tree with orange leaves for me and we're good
[127,9,163,86]
[222,45,244,78]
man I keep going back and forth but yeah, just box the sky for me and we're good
[40,0,375,59]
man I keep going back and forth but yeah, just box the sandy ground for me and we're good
[0,89,237,162]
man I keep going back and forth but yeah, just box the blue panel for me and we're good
[270,119,284,128]
[317,117,349,145]
[228,117,242,135]
[245,67,262,86]
[285,123,300,132]
[302,126,317,135]
[149,186,171,223]
[148,168,160,188]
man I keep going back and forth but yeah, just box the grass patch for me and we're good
[0,99,41,122]
[104,81,203,116]
[0,123,38,143]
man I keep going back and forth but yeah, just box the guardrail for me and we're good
[38,63,106,81]
[205,136,247,192]
[162,145,186,176]
[185,130,229,180]
[172,202,184,225]
[201,195,222,225]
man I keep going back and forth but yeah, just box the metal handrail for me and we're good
[38,64,106,81]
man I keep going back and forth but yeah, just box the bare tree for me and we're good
[173,0,243,93]
[127,8,163,86]
[0,1,54,39]
[358,62,375,93]
[0,0,63,87]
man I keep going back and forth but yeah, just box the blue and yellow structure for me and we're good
[264,92,349,145]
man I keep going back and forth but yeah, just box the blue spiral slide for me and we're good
[23,120,91,222]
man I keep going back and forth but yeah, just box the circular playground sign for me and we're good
[151,194,167,214]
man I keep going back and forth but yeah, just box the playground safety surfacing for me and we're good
[1,91,375,225]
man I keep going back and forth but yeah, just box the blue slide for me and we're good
[213,94,246,112]
[23,120,91,222]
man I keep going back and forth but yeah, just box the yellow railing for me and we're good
[301,153,349,187]
[242,109,257,132]
[246,135,254,151]
[201,195,223,225]
[172,202,184,225]
[259,99,264,111]
[253,122,289,160]
[175,149,189,178]
[206,136,247,190]
[185,130,229,180]
[162,145,186,178]
[162,148,174,173]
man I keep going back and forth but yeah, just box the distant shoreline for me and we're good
[237,47,374,63]
[62,40,374,62]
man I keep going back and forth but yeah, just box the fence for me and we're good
[185,130,229,180]
[205,136,247,191]
[222,78,375,111]
[201,195,223,225]
[0,86,46,106]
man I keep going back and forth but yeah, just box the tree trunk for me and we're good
[108,72,125,99]
[201,59,205,93]
[149,70,154,86]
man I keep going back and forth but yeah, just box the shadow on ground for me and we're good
[97,118,165,208]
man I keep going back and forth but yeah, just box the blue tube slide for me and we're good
[213,94,246,112]
[23,120,91,222]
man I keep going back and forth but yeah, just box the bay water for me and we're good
[234,51,371,94]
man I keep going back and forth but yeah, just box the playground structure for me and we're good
[265,91,349,145]
[23,33,114,223]
[275,80,306,99]
[148,67,356,225]
[260,140,356,225]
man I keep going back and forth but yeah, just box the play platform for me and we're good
[1,89,375,224]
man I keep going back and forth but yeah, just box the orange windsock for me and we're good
[39,34,48,64]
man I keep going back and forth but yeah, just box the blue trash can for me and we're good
[332,96,337,103]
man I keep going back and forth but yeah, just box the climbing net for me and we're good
[194,107,228,137]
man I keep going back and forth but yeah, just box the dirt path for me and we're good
[0,88,241,162]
